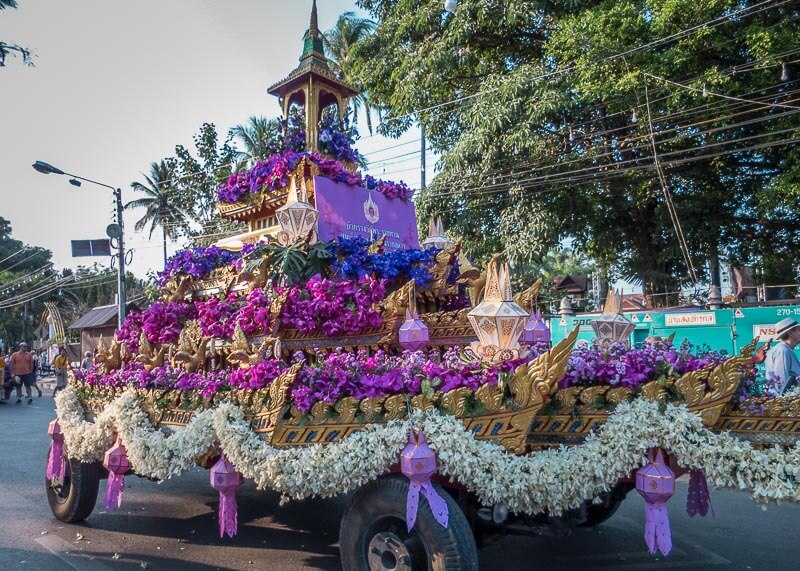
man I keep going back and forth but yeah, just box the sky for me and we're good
[0,0,426,279]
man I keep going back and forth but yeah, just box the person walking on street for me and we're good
[53,347,70,398]
[765,318,800,395]
[30,349,42,397]
[10,342,36,404]
[0,349,8,404]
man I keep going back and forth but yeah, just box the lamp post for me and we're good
[32,161,127,326]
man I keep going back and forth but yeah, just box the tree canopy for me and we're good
[349,0,800,304]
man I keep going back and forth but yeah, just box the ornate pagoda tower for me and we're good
[216,0,359,249]
[268,0,359,153]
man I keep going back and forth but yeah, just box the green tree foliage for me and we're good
[127,159,189,265]
[0,0,34,68]
[351,0,800,305]
[171,123,245,246]
[323,11,379,134]
[229,116,283,166]
[0,216,51,346]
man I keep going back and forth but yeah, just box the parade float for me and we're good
[44,3,800,569]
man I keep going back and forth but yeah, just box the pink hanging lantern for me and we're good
[635,448,676,556]
[520,310,551,346]
[400,430,449,532]
[103,437,132,511]
[210,454,243,538]
[46,419,65,481]
[686,469,714,518]
[399,309,429,352]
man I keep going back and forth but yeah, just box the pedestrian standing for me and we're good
[81,351,93,370]
[765,318,800,395]
[30,349,42,397]
[0,350,8,403]
[10,342,35,404]
[53,347,70,398]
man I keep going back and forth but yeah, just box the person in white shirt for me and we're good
[765,318,800,395]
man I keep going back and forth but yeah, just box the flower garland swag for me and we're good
[55,387,800,517]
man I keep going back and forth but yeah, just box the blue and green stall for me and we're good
[550,304,800,353]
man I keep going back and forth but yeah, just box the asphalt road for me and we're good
[0,381,798,571]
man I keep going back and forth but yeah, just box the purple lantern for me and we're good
[103,437,132,511]
[46,419,65,481]
[521,310,550,346]
[635,448,676,556]
[686,469,714,518]
[400,430,449,532]
[210,454,243,538]
[399,309,429,352]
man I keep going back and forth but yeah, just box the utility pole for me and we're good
[420,124,427,190]
[114,187,127,325]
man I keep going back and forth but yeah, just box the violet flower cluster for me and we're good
[216,150,413,203]
[156,246,240,287]
[76,360,287,400]
[194,288,273,339]
[116,301,197,348]
[280,274,386,337]
[318,113,361,165]
[330,237,438,287]
[561,339,729,390]
[290,348,522,413]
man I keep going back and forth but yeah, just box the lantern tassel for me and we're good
[406,481,449,532]
[218,488,238,538]
[686,469,714,518]
[644,502,672,556]
[46,439,65,481]
[104,471,125,511]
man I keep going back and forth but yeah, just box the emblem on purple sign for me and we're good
[686,469,714,518]
[363,193,380,224]
[400,430,449,532]
[635,448,675,556]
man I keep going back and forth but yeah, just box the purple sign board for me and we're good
[313,176,420,251]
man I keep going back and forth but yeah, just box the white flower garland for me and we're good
[55,387,800,514]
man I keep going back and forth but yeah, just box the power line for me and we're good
[383,0,793,124]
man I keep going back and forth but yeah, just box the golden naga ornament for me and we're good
[467,254,529,363]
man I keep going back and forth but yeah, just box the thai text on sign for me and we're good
[664,312,717,326]
[313,176,420,251]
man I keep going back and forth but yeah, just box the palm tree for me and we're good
[1,0,34,68]
[127,160,188,265]
[229,115,281,166]
[323,12,379,135]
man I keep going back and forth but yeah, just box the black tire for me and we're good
[579,482,633,528]
[340,475,478,571]
[45,445,101,523]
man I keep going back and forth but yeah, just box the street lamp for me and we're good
[32,160,127,326]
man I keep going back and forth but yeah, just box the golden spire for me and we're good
[309,0,319,38]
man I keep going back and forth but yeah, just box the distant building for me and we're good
[553,274,589,310]
[68,303,138,356]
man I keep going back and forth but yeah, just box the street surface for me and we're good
[0,380,797,570]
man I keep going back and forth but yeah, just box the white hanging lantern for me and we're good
[591,289,635,350]
[421,217,453,250]
[276,170,319,244]
[467,255,529,363]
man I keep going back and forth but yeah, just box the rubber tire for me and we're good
[45,445,101,523]
[578,482,633,528]
[339,475,478,571]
